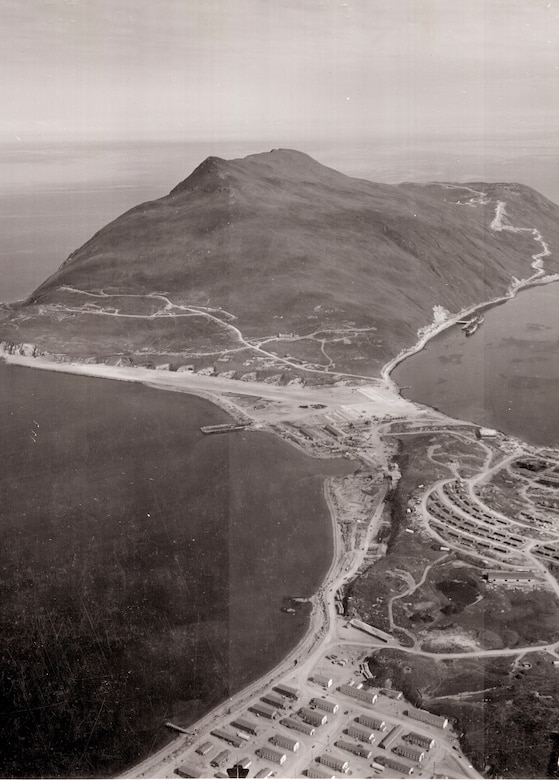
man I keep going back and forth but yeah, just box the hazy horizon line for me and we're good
[1,128,559,149]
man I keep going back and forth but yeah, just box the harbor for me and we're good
[393,281,559,446]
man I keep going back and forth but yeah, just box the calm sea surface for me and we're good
[0,361,352,777]
[393,283,559,447]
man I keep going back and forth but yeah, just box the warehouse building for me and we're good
[300,707,328,727]
[280,717,316,736]
[377,755,415,775]
[270,733,300,752]
[357,713,386,731]
[262,692,287,710]
[335,739,373,759]
[254,770,275,779]
[311,673,334,688]
[210,749,231,767]
[350,618,392,642]
[175,765,201,778]
[318,753,350,774]
[378,725,403,751]
[306,766,336,779]
[249,702,279,720]
[324,424,342,438]
[230,717,259,736]
[406,708,448,729]
[338,683,378,705]
[478,427,498,438]
[195,741,213,756]
[394,743,425,763]
[274,683,299,700]
[310,697,339,714]
[380,688,403,700]
[483,569,534,582]
[256,746,287,765]
[347,723,375,743]
[211,729,244,748]
[404,731,436,750]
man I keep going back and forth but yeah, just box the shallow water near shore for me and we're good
[0,360,352,777]
[393,282,559,447]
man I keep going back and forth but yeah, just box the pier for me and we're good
[200,424,249,435]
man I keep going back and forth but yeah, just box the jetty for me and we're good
[200,423,249,435]
[165,722,190,734]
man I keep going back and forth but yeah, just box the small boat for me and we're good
[462,313,484,336]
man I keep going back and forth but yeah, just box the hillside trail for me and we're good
[50,179,554,391]
[53,285,385,382]
[447,183,551,280]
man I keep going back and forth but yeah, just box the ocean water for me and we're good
[392,282,559,447]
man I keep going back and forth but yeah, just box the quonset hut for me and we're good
[406,708,448,729]
[281,717,316,736]
[300,707,328,727]
[338,683,378,705]
[310,697,339,714]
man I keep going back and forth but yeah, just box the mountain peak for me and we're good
[238,148,348,183]
[169,155,230,196]
[244,148,319,165]
[170,148,352,198]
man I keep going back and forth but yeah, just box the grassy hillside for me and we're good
[3,149,559,378]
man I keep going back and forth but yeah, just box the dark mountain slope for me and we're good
[3,149,559,378]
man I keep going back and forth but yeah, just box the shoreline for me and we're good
[382,181,557,392]
[120,479,346,779]
[382,273,559,451]
[382,273,559,397]
[0,353,357,780]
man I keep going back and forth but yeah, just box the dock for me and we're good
[200,424,249,435]
[165,721,190,734]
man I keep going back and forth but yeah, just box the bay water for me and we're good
[392,282,559,447]
[0,361,351,776]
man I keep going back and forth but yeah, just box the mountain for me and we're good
[2,149,559,380]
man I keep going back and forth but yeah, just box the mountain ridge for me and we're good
[3,149,559,381]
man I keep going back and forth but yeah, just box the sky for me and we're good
[1,0,559,144]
